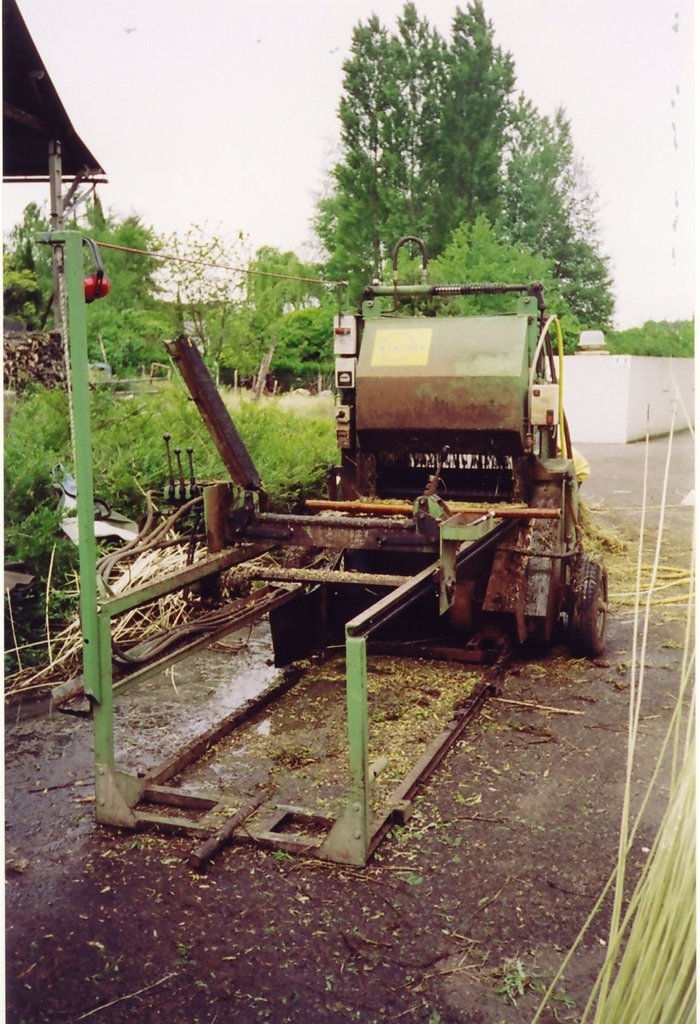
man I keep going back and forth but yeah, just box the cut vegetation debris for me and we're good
[181,652,482,818]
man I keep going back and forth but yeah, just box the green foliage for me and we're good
[494,956,528,1005]
[4,384,336,663]
[80,201,175,375]
[3,200,175,369]
[4,389,79,663]
[433,215,555,297]
[3,256,44,327]
[499,98,613,326]
[219,306,268,377]
[160,224,249,367]
[383,4,448,246]
[315,13,394,295]
[607,320,694,358]
[317,2,515,297]
[3,202,53,328]
[436,2,515,243]
[271,307,335,387]
[316,2,613,325]
[429,216,580,349]
[247,247,329,327]
[4,388,72,521]
[229,398,336,507]
[219,247,335,380]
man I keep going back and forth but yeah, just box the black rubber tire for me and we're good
[569,556,607,658]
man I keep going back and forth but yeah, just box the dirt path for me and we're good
[5,433,694,1024]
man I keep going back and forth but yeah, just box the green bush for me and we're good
[607,320,694,358]
[271,307,335,388]
[5,384,337,540]
[4,383,337,668]
[230,397,336,506]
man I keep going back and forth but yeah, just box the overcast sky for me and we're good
[3,0,695,329]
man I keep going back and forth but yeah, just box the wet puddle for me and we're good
[112,623,280,774]
[7,620,484,848]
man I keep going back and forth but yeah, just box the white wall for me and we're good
[562,355,695,444]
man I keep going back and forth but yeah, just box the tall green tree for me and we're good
[80,201,174,374]
[317,5,458,294]
[316,3,612,324]
[498,97,614,326]
[380,5,448,246]
[316,2,515,296]
[315,14,394,293]
[433,2,515,249]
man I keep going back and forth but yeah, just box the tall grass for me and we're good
[532,415,695,1023]
[222,391,336,507]
[4,383,336,535]
[590,739,695,1023]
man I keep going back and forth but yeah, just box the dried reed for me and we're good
[532,416,696,1024]
[4,498,207,696]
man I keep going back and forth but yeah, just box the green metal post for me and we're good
[94,608,115,770]
[320,633,370,864]
[58,231,103,703]
[345,634,370,843]
[53,230,140,822]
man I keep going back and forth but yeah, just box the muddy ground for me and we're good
[5,433,694,1024]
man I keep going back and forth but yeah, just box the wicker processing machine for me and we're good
[51,231,607,865]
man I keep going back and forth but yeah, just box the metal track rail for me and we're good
[119,525,515,867]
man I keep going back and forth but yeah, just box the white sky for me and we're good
[3,0,695,329]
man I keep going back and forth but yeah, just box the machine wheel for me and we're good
[568,556,607,658]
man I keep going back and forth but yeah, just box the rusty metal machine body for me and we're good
[322,236,599,653]
[52,230,606,867]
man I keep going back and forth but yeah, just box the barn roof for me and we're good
[3,0,106,181]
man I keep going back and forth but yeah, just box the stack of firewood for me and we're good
[3,331,66,391]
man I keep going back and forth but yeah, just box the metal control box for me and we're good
[530,383,560,427]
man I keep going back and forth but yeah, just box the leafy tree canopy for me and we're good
[219,247,337,382]
[316,1,614,326]
[80,199,174,375]
[498,97,614,327]
[428,215,580,349]
[3,198,174,374]
[159,224,249,367]
[271,306,335,388]
[245,247,330,330]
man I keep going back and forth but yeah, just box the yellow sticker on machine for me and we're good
[370,327,432,366]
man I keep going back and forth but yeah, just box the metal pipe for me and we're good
[363,281,543,300]
[236,565,408,587]
[163,433,175,497]
[174,448,186,499]
[303,499,561,520]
